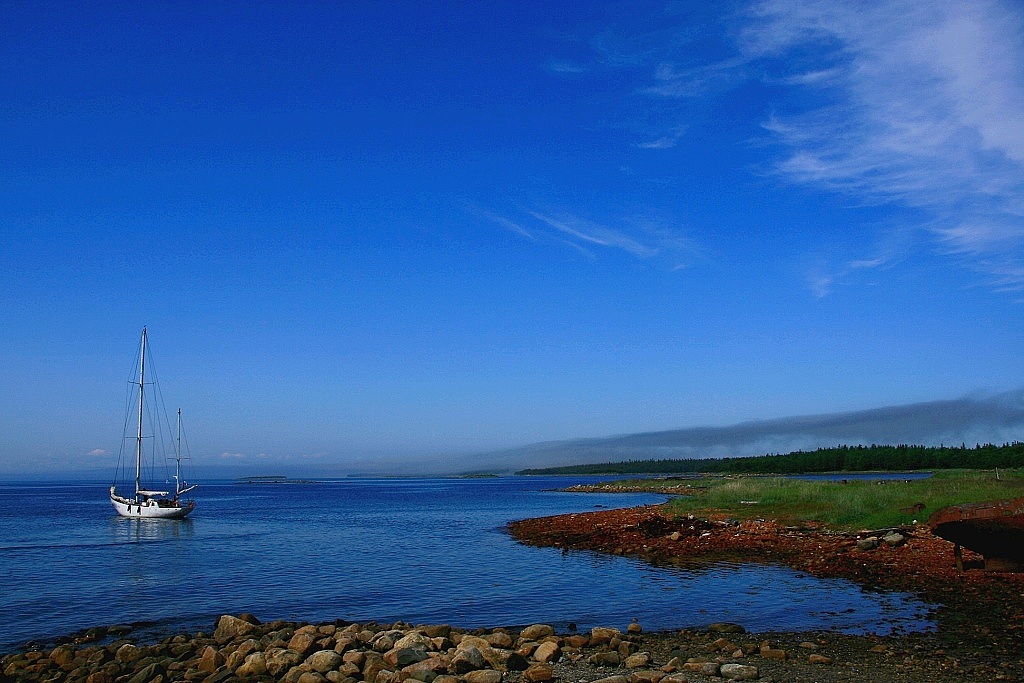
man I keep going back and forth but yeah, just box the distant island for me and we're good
[516,442,1024,475]
[236,476,319,484]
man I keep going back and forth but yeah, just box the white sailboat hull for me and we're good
[110,487,194,519]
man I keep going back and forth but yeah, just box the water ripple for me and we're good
[0,477,935,651]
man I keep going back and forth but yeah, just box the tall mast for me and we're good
[136,327,147,498]
[175,408,182,497]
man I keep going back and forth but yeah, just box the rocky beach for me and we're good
[5,501,1024,682]
[0,613,934,683]
[510,503,1024,681]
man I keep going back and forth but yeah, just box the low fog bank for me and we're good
[467,390,1024,473]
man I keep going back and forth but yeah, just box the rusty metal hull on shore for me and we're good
[929,497,1024,571]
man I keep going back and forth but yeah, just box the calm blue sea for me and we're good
[0,477,934,652]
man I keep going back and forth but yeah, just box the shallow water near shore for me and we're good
[0,477,934,651]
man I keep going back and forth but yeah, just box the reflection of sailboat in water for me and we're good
[110,511,195,544]
[110,327,197,519]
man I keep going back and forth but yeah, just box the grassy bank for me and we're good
[630,470,1024,531]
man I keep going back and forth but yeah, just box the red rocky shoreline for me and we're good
[508,504,1024,681]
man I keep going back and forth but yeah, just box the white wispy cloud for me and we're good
[641,56,748,98]
[528,211,658,258]
[848,257,888,270]
[636,125,688,149]
[479,210,534,240]
[773,68,842,86]
[478,207,702,268]
[545,58,588,74]
[808,256,888,299]
[555,237,598,261]
[641,0,1024,293]
[745,0,1024,292]
[806,226,913,297]
[88,448,106,456]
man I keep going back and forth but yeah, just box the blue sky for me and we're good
[2,1,1023,476]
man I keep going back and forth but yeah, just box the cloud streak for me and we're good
[748,1,1024,292]
[477,209,535,240]
[643,0,1024,293]
[636,126,688,150]
[807,226,913,297]
[528,211,658,258]
[478,207,702,269]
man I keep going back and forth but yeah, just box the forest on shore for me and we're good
[516,442,1024,475]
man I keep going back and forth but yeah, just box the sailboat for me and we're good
[109,327,197,519]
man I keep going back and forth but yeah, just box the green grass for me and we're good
[653,470,1024,531]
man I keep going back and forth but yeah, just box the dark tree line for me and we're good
[516,442,1024,476]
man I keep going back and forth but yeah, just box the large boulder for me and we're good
[214,615,256,641]
[343,650,367,668]
[235,652,268,677]
[588,651,621,667]
[883,532,907,547]
[486,632,514,649]
[499,650,530,671]
[387,646,430,668]
[363,651,393,682]
[523,664,554,683]
[700,662,721,676]
[464,670,503,683]
[49,645,76,671]
[416,625,451,638]
[114,644,141,664]
[288,629,321,657]
[532,642,560,664]
[564,635,589,648]
[856,537,880,551]
[124,662,162,683]
[197,645,224,673]
[590,627,621,645]
[454,638,503,669]
[451,646,488,673]
[519,625,554,641]
[266,647,304,677]
[306,649,343,673]
[403,655,449,681]
[373,634,397,652]
[394,632,435,651]
[624,652,651,668]
[84,671,115,683]
[720,663,759,680]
